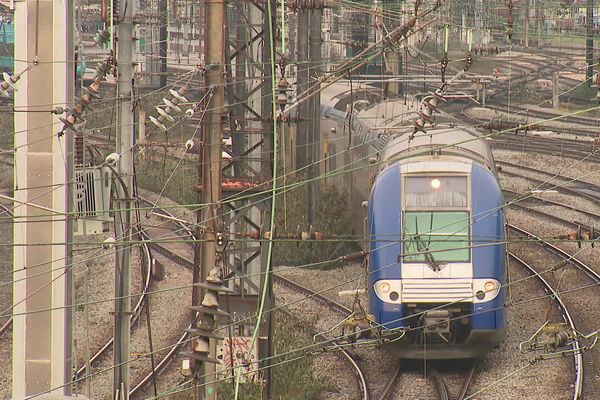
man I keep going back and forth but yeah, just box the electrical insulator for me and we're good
[95,58,112,80]
[440,55,448,83]
[170,88,189,103]
[277,76,290,112]
[112,2,121,25]
[163,98,182,113]
[149,88,189,131]
[464,51,473,72]
[412,90,445,135]
[181,271,233,365]
[0,71,20,97]
[94,29,111,47]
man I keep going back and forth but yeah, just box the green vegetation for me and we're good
[272,176,355,267]
[135,153,197,206]
[215,314,335,400]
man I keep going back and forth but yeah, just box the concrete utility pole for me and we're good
[308,4,322,226]
[12,0,74,397]
[192,0,225,397]
[113,0,135,397]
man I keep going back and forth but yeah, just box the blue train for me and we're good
[321,84,507,359]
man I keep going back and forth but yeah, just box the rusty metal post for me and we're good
[190,0,225,397]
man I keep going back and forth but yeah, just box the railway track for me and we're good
[508,223,596,399]
[0,200,155,395]
[498,160,600,203]
[429,362,475,400]
[253,274,371,400]
[375,361,402,400]
[74,231,153,384]
[490,136,600,162]
[128,196,197,398]
[508,251,585,400]
[138,196,371,399]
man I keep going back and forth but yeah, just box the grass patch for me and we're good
[215,314,336,400]
[273,176,355,267]
[135,151,198,207]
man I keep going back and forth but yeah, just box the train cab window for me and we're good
[404,176,468,208]
[403,211,470,262]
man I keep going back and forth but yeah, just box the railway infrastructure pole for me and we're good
[12,0,74,397]
[308,1,322,226]
[189,0,226,397]
[296,1,310,171]
[587,0,594,83]
[159,0,168,88]
[113,0,135,398]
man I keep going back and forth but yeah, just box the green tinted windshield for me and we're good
[403,211,470,262]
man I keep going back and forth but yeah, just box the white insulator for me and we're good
[102,236,116,249]
[194,337,210,353]
[2,72,18,92]
[201,291,219,307]
[163,98,182,113]
[181,359,192,377]
[185,139,195,150]
[169,88,188,103]
[156,106,175,122]
[149,115,168,131]
[0,88,10,98]
[105,152,120,166]
[185,108,194,118]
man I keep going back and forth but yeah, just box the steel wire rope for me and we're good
[7,32,600,324]
[26,255,600,400]
[26,99,599,253]
[5,232,598,335]
[14,222,599,397]
[1,97,600,248]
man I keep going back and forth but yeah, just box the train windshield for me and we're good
[402,212,470,262]
[404,176,468,208]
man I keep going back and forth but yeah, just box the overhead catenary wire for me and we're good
[5,2,600,396]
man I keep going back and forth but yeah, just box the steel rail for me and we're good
[135,198,370,400]
[457,363,476,400]
[129,197,197,397]
[273,274,370,400]
[428,362,475,400]
[508,252,584,400]
[75,234,153,380]
[498,160,600,195]
[0,199,155,385]
[430,367,450,400]
[376,361,402,400]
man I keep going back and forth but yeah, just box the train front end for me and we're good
[368,157,506,359]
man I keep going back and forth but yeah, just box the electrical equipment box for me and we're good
[73,166,113,235]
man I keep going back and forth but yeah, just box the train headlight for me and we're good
[484,281,497,292]
[430,178,441,190]
[379,282,391,293]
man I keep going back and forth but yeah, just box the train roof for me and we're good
[320,83,495,170]
[380,125,495,171]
